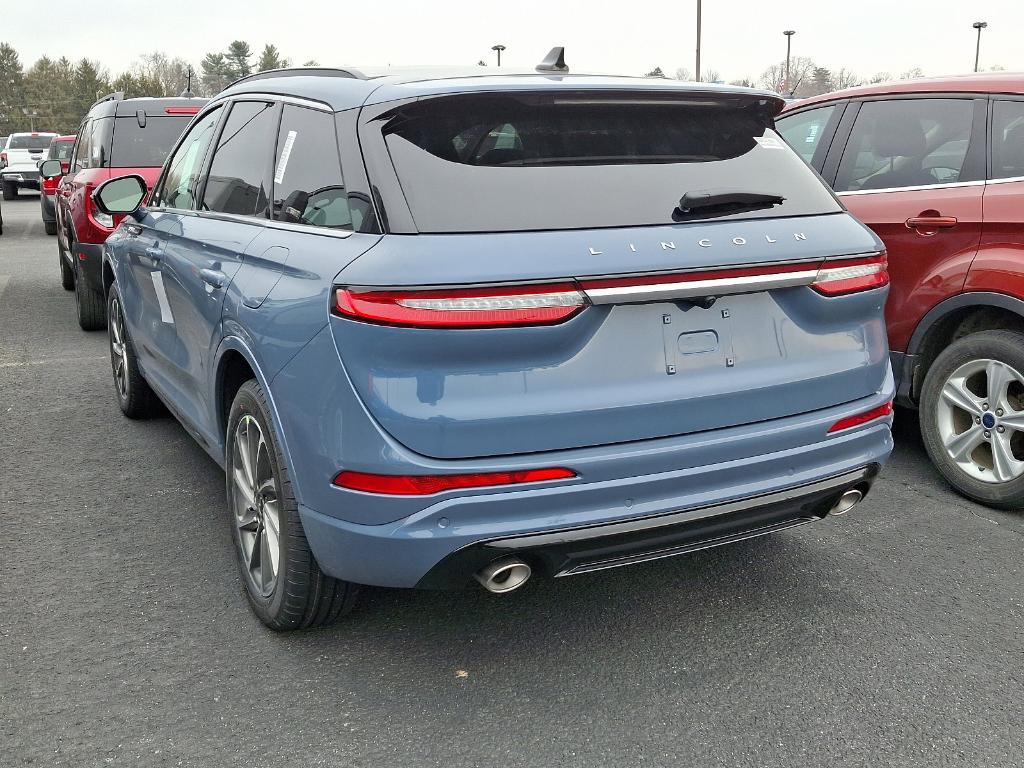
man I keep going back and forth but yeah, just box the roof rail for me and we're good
[227,67,365,89]
[90,91,125,109]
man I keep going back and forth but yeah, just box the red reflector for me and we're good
[333,468,576,495]
[165,107,200,115]
[828,401,893,433]
[334,283,586,328]
[812,254,888,296]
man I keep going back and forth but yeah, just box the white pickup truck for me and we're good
[1,132,57,199]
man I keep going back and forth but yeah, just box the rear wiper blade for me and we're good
[676,189,786,216]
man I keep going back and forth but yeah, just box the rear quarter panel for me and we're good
[967,179,1024,296]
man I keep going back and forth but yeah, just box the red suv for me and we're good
[779,73,1024,508]
[40,135,76,236]
[41,92,205,330]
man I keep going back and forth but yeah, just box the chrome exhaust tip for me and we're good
[829,488,864,516]
[475,557,532,594]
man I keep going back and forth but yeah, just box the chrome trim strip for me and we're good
[837,179,986,196]
[144,208,354,239]
[986,175,1024,186]
[583,269,818,304]
[204,91,332,112]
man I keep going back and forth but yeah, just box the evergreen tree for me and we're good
[225,40,253,78]
[201,52,232,94]
[256,44,288,72]
[72,59,109,124]
[0,43,26,134]
[645,66,664,78]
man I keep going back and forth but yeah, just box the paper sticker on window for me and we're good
[274,130,298,184]
[755,136,784,149]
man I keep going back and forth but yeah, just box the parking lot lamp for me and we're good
[783,30,796,95]
[492,44,506,67]
[973,21,987,72]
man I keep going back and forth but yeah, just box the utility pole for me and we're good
[973,21,987,72]
[695,0,702,82]
[492,44,506,67]
[783,30,796,96]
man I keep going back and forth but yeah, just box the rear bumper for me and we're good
[2,170,40,187]
[416,465,878,588]
[298,395,894,589]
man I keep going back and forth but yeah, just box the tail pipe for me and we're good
[475,557,532,594]
[829,487,865,516]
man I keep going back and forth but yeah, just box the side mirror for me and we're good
[93,174,148,217]
[39,159,64,179]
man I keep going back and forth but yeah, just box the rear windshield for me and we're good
[9,134,56,150]
[48,140,75,161]
[378,92,841,233]
[110,116,193,168]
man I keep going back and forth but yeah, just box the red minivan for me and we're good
[42,92,205,331]
[779,73,1024,508]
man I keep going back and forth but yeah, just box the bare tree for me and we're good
[899,67,924,80]
[674,67,692,81]
[832,68,862,89]
[760,56,814,95]
[135,52,194,96]
[729,77,755,88]
[869,71,893,84]
[702,69,720,83]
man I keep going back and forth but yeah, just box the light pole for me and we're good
[695,0,702,82]
[783,30,796,95]
[973,21,987,72]
[491,44,506,67]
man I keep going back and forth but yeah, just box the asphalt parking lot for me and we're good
[0,194,1021,767]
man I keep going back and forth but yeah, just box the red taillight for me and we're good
[812,253,888,296]
[333,468,576,495]
[828,401,893,433]
[333,283,586,328]
[165,106,200,115]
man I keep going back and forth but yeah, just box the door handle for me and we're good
[145,246,164,263]
[906,215,958,231]
[199,268,228,289]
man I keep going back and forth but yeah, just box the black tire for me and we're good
[2,182,16,201]
[920,329,1024,509]
[74,262,106,331]
[107,285,159,419]
[59,253,74,291]
[44,219,57,236]
[226,380,358,630]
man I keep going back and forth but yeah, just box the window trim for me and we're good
[775,101,847,171]
[829,94,987,195]
[196,98,280,220]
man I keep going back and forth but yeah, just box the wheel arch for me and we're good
[905,292,1024,403]
[213,337,303,503]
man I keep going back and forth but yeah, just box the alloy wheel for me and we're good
[109,296,128,399]
[936,358,1024,483]
[231,415,281,596]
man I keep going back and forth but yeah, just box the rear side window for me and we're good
[374,92,840,233]
[835,98,974,192]
[991,100,1024,180]
[776,105,836,164]
[272,105,353,230]
[202,101,277,218]
[151,106,223,210]
[9,134,55,150]
[110,116,194,168]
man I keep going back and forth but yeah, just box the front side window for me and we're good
[71,121,92,173]
[272,105,353,230]
[834,98,974,192]
[776,105,837,164]
[991,100,1024,180]
[151,106,223,210]
[201,101,277,218]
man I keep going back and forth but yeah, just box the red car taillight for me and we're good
[333,283,586,328]
[812,253,888,296]
[333,468,576,495]
[828,401,893,433]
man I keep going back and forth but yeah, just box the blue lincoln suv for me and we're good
[95,54,894,629]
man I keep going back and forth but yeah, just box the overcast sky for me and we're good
[3,0,1021,83]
